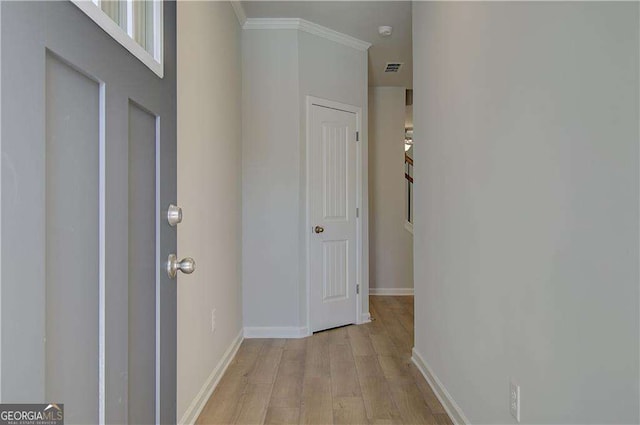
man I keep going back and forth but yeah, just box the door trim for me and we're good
[305,96,367,333]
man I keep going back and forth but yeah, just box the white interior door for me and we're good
[1,2,178,424]
[309,103,358,332]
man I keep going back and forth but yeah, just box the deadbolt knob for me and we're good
[167,204,183,226]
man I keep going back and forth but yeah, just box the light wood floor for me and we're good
[196,296,452,425]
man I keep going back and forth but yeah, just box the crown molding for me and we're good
[243,18,299,31]
[242,18,371,51]
[230,1,247,26]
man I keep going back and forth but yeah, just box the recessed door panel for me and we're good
[45,53,100,425]
[322,125,348,221]
[127,102,157,425]
[322,240,348,301]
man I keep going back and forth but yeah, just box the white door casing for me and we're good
[308,98,360,332]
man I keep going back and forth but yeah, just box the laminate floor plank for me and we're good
[354,355,385,379]
[304,333,331,379]
[235,382,273,425]
[270,357,305,408]
[196,296,451,425]
[358,376,404,423]
[331,360,362,398]
[378,355,412,379]
[265,407,300,425]
[369,333,399,356]
[333,397,369,425]
[409,364,447,415]
[386,377,437,425]
[301,376,334,425]
[196,372,247,425]
[330,343,355,364]
[249,344,284,384]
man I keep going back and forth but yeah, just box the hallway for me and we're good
[196,297,452,424]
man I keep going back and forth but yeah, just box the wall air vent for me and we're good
[384,62,403,73]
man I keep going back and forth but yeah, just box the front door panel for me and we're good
[1,2,177,423]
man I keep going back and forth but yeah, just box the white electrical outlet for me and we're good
[211,309,216,333]
[510,381,520,422]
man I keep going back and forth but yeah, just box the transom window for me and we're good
[72,0,163,77]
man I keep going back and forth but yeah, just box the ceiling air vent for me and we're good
[384,62,403,73]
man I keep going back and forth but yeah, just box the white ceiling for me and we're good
[241,1,413,88]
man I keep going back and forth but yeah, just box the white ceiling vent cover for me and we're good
[384,62,403,73]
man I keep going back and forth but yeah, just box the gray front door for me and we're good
[1,1,177,424]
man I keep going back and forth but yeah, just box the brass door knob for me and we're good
[314,226,324,234]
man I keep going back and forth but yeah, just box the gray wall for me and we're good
[412,2,639,423]
[242,28,368,329]
[242,29,301,328]
[369,87,413,291]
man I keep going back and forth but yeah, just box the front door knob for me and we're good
[167,254,196,278]
[314,226,324,234]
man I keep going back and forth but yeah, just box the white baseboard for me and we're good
[370,287,414,296]
[411,348,470,425]
[243,326,309,339]
[178,330,243,425]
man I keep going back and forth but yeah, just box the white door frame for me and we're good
[305,95,367,333]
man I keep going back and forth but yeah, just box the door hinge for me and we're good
[356,131,359,141]
[356,284,360,294]
[356,207,359,218]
